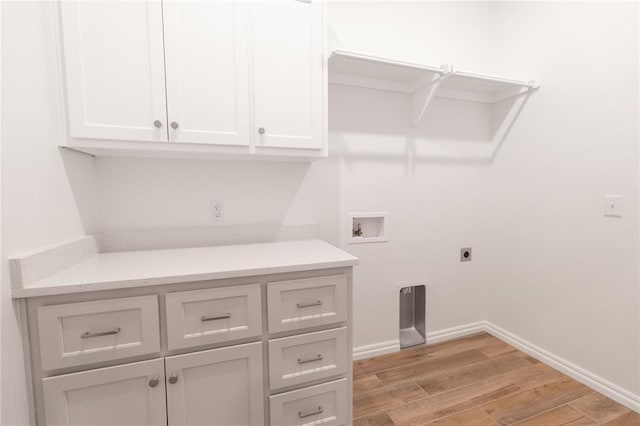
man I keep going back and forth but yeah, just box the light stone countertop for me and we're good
[13,239,358,298]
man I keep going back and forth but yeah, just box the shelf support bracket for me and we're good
[489,84,538,160]
[411,66,452,128]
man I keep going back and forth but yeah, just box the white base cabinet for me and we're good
[42,344,265,426]
[24,268,353,425]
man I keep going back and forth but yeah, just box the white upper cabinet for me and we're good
[162,1,251,146]
[252,0,324,150]
[60,0,168,143]
[59,0,326,158]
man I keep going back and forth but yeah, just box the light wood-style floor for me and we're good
[353,333,640,426]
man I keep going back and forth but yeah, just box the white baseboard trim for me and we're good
[484,321,640,413]
[352,322,485,361]
[353,340,400,361]
[425,321,486,345]
[352,321,640,413]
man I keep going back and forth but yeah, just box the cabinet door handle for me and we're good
[297,354,323,364]
[298,406,323,419]
[170,121,179,130]
[81,327,121,339]
[201,313,231,322]
[258,127,265,135]
[168,374,179,385]
[148,378,159,388]
[153,120,163,128]
[297,300,322,309]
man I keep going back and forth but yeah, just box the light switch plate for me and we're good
[604,195,622,217]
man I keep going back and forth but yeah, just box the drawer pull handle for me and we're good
[298,354,323,364]
[297,300,322,309]
[81,327,121,339]
[298,406,324,419]
[201,313,231,322]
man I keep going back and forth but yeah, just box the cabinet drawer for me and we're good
[267,275,347,333]
[165,283,262,350]
[37,295,160,371]
[269,327,348,391]
[269,378,348,426]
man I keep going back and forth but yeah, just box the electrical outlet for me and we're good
[604,195,622,217]
[211,200,224,223]
[460,247,472,262]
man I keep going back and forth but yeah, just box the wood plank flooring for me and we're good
[353,333,640,425]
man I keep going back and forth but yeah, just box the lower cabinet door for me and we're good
[165,341,264,426]
[42,359,166,426]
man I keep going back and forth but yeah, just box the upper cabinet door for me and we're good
[165,342,264,426]
[60,1,168,143]
[252,0,324,150]
[163,1,251,146]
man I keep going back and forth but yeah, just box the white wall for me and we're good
[1,2,98,424]
[96,157,339,241]
[330,86,492,348]
[487,2,640,394]
[2,1,640,424]
[328,1,496,349]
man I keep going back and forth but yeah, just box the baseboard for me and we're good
[484,321,640,413]
[425,321,486,345]
[352,322,485,361]
[352,321,640,413]
[353,340,400,361]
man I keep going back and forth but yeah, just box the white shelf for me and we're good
[329,49,446,94]
[438,70,537,104]
[328,49,538,127]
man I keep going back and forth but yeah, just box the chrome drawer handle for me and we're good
[201,313,231,322]
[81,327,121,339]
[298,354,323,364]
[298,406,323,419]
[296,300,322,309]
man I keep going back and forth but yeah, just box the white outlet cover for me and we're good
[211,200,224,222]
[604,195,622,217]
